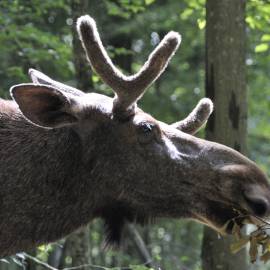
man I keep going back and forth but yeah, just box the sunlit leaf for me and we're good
[249,236,258,263]
[261,34,270,42]
[230,237,249,254]
[180,9,194,20]
[232,222,241,239]
[145,0,155,5]
[197,19,206,29]
[255,43,269,53]
[261,251,270,264]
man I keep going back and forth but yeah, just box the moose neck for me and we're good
[0,105,104,255]
[0,111,80,183]
[0,102,112,210]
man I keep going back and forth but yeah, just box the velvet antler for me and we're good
[171,98,213,134]
[77,15,181,118]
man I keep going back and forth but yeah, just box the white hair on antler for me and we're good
[171,98,214,134]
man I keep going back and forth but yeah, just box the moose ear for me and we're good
[29,68,84,96]
[10,84,80,128]
[29,68,55,85]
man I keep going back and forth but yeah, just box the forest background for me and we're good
[0,0,269,270]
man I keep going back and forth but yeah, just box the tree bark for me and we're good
[71,0,92,91]
[59,0,93,267]
[65,228,91,266]
[201,0,248,269]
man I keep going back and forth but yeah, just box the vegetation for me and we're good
[0,0,269,269]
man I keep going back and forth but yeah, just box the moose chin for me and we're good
[0,15,269,257]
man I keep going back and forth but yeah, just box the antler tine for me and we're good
[77,16,126,93]
[77,15,181,117]
[114,31,181,114]
[171,98,214,134]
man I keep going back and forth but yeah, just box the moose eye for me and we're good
[141,123,154,133]
[137,122,156,144]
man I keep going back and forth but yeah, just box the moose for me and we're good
[0,15,269,257]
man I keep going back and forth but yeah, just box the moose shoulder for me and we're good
[0,15,269,257]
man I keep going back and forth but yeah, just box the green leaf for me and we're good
[197,19,206,29]
[230,237,249,254]
[145,0,155,5]
[261,34,270,42]
[261,251,270,264]
[255,43,269,53]
[180,8,194,20]
[246,16,256,29]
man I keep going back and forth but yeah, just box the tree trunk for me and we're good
[60,0,93,267]
[71,0,92,91]
[65,228,91,266]
[201,0,248,270]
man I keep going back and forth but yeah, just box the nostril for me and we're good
[244,194,270,217]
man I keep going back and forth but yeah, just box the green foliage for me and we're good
[245,1,270,178]
[0,0,73,97]
[106,0,156,19]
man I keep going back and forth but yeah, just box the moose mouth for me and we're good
[194,201,262,235]
[220,191,270,234]
[207,202,247,234]
[221,215,246,234]
[210,209,266,236]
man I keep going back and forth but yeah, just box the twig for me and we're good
[126,223,156,269]
[22,253,58,270]
[62,264,109,270]
[21,252,154,270]
[22,253,109,270]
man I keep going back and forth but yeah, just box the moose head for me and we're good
[1,15,269,255]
